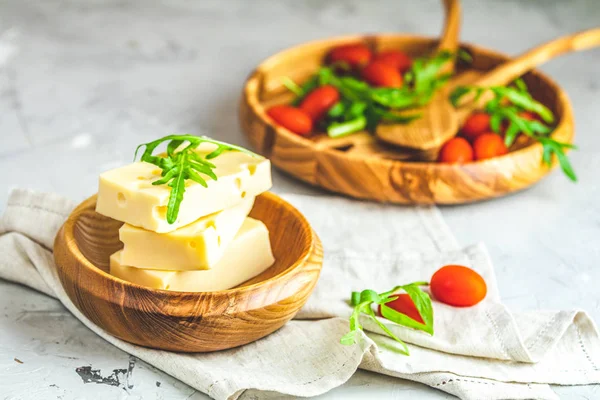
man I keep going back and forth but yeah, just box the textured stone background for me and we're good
[1,0,599,398]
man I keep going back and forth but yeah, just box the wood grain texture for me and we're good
[239,35,575,204]
[53,192,323,352]
[375,89,459,150]
[438,0,461,56]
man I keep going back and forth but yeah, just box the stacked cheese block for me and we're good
[95,144,275,292]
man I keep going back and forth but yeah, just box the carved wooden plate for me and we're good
[53,192,323,352]
[239,35,573,204]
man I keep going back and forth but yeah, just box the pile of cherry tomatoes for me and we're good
[438,110,540,163]
[265,43,541,165]
[266,43,413,136]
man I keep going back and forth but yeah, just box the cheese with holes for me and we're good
[119,196,254,271]
[110,218,275,292]
[96,143,271,233]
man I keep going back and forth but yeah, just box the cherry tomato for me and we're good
[299,85,340,122]
[361,61,403,88]
[373,50,413,73]
[430,265,487,307]
[461,112,491,142]
[438,137,474,164]
[266,105,312,136]
[473,133,508,160]
[328,44,372,68]
[377,293,424,324]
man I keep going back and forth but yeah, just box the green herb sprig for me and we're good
[405,50,455,102]
[341,282,434,355]
[282,51,456,138]
[450,80,577,181]
[134,135,258,224]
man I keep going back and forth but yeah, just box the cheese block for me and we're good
[96,143,271,233]
[119,196,254,271]
[110,218,275,292]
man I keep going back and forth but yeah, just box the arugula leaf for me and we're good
[458,49,473,63]
[135,135,258,224]
[327,116,367,138]
[350,291,362,306]
[376,109,422,124]
[318,67,432,135]
[449,85,485,107]
[365,306,410,355]
[345,101,368,119]
[492,85,553,123]
[449,81,576,182]
[503,119,521,146]
[166,152,188,223]
[449,86,471,107]
[282,75,320,106]
[327,101,346,118]
[489,111,502,133]
[341,282,433,355]
[538,137,578,181]
[281,51,455,138]
[393,283,434,334]
[340,331,359,346]
[515,78,528,92]
[371,87,421,109]
[281,77,304,97]
[410,51,454,97]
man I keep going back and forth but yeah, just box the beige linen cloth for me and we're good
[1,188,599,400]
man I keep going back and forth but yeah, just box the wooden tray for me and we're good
[53,192,323,352]
[239,35,574,204]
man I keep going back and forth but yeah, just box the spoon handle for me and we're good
[437,0,461,75]
[438,0,461,53]
[453,27,600,122]
[473,27,600,88]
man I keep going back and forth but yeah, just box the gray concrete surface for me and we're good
[0,0,599,398]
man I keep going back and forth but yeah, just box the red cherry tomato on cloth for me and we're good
[378,293,424,324]
[430,265,487,307]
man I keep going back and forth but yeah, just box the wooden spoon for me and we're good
[437,0,462,75]
[375,0,462,151]
[377,27,600,151]
[453,28,600,123]
[322,0,462,162]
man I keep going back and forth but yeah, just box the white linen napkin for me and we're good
[1,188,599,400]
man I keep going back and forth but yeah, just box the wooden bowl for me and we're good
[53,192,323,352]
[239,35,574,204]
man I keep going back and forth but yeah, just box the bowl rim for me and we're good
[58,191,318,302]
[245,33,574,170]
